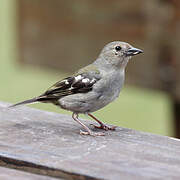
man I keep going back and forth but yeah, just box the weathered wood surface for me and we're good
[0,101,180,180]
[0,167,59,180]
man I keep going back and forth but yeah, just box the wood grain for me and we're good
[0,101,180,179]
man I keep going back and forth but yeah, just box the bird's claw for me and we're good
[80,130,105,136]
[90,124,117,131]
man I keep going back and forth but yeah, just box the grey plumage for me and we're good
[10,41,143,136]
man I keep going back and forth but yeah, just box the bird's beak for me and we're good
[126,47,143,56]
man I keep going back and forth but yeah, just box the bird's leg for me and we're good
[72,113,105,136]
[88,113,117,131]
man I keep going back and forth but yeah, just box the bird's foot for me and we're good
[80,130,105,136]
[90,123,117,131]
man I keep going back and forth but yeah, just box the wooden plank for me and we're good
[0,167,59,180]
[0,101,180,179]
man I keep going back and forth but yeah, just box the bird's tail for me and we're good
[9,97,38,108]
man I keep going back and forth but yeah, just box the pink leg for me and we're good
[88,113,117,131]
[72,113,105,136]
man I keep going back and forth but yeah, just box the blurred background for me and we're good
[1,0,180,137]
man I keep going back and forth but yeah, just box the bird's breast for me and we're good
[93,70,125,106]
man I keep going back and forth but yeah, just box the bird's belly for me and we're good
[58,87,121,113]
[58,89,120,113]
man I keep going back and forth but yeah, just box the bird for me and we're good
[10,41,143,136]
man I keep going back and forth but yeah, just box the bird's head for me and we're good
[98,41,143,69]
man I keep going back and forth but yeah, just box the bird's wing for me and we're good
[37,71,101,102]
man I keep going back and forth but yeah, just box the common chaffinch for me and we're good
[10,41,143,136]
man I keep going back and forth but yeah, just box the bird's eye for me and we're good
[115,46,122,51]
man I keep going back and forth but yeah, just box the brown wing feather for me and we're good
[9,72,100,107]
[37,73,100,102]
